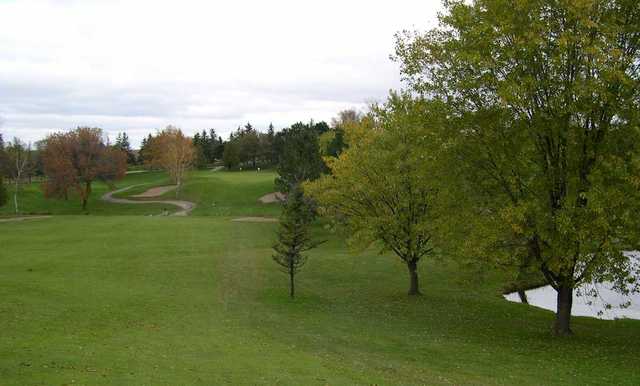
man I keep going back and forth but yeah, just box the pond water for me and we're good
[504,252,640,320]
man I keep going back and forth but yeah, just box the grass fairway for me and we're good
[169,169,281,217]
[1,171,639,385]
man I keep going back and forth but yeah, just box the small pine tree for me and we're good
[0,176,8,208]
[272,187,323,298]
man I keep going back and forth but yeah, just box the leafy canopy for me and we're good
[274,122,326,193]
[306,93,439,294]
[41,127,127,210]
[394,0,640,300]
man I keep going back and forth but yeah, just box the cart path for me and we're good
[101,185,196,216]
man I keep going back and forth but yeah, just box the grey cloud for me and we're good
[0,0,442,147]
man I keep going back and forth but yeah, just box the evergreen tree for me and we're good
[214,138,224,161]
[205,129,217,163]
[265,123,277,165]
[114,132,135,165]
[192,131,208,169]
[0,175,7,208]
[222,140,240,169]
[0,133,7,176]
[138,134,154,166]
[212,130,224,161]
[272,186,323,298]
[239,123,260,168]
[312,121,330,135]
[192,129,223,166]
[274,122,325,192]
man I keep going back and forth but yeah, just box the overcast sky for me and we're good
[0,0,440,147]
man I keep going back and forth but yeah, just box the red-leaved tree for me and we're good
[41,127,126,210]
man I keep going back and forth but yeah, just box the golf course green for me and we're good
[1,170,639,385]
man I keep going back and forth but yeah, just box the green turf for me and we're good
[167,169,281,217]
[0,169,280,217]
[0,171,171,216]
[1,170,639,385]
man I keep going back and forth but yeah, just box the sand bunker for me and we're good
[258,192,286,204]
[231,217,278,223]
[132,185,177,198]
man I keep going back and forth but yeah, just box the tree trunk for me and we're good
[407,260,422,296]
[554,284,573,336]
[289,268,295,298]
[14,179,19,214]
[81,181,92,211]
[516,250,532,304]
[517,290,529,304]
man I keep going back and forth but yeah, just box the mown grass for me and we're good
[0,169,279,217]
[0,171,170,216]
[170,169,281,217]
[1,170,638,385]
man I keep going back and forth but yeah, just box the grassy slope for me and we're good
[165,169,281,217]
[1,170,639,385]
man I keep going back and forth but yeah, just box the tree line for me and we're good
[0,134,38,213]
[0,115,351,212]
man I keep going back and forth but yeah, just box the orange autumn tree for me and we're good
[41,127,127,210]
[147,126,195,197]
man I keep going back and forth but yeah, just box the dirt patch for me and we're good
[231,217,278,223]
[258,192,286,204]
[132,185,177,198]
[0,216,52,223]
